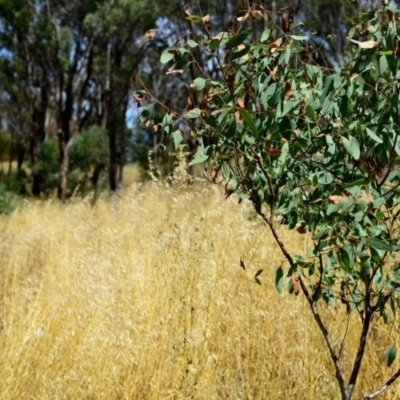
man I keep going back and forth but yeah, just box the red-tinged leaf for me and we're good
[284,89,296,102]
[270,65,278,80]
[328,195,343,205]
[309,198,322,204]
[296,223,307,234]
[265,147,282,157]
[237,98,245,109]
[235,110,243,124]
[388,10,395,25]
[201,98,208,118]
[211,165,219,183]
[292,274,300,295]
[187,95,194,111]
[166,68,184,74]
[268,38,282,53]
[281,14,287,33]
[138,29,157,48]
[134,93,145,107]
[202,14,213,28]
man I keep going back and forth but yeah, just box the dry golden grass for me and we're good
[0,174,400,399]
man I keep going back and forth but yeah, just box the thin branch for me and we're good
[362,368,400,399]
[251,149,275,221]
[312,253,324,301]
[338,312,350,359]
[345,271,373,399]
[253,205,346,397]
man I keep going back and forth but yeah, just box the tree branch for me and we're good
[253,205,346,397]
[345,271,373,399]
[362,367,400,399]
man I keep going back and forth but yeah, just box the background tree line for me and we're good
[0,0,386,203]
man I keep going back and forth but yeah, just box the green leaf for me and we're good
[193,78,206,91]
[382,345,397,367]
[173,130,183,150]
[225,30,251,50]
[312,226,328,241]
[344,179,366,188]
[161,47,177,64]
[260,29,270,43]
[275,266,284,294]
[327,203,340,216]
[343,135,360,160]
[379,55,388,75]
[365,127,383,144]
[290,35,308,41]
[284,45,291,64]
[244,135,255,144]
[386,55,398,76]
[239,109,258,136]
[209,38,221,50]
[185,108,201,119]
[366,238,393,252]
[305,105,316,122]
[190,147,209,165]
[186,15,203,23]
[187,39,198,48]
[317,171,333,185]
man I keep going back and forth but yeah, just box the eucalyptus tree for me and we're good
[84,0,175,192]
[138,2,400,399]
[0,0,50,195]
[0,0,101,199]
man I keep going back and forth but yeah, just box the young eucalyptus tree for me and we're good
[137,2,400,399]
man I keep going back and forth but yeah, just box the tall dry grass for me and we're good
[0,169,399,399]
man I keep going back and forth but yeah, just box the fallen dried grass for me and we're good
[0,174,399,399]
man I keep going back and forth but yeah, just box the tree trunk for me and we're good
[17,141,25,170]
[91,162,104,189]
[108,120,124,192]
[107,98,127,193]
[57,141,69,201]
[31,134,42,196]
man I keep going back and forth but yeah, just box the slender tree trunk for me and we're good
[117,123,125,191]
[17,141,25,170]
[109,124,118,192]
[108,116,125,192]
[57,140,69,201]
[31,134,42,196]
[7,136,13,177]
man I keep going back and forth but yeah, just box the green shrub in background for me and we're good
[0,131,13,163]
[0,183,18,215]
[69,125,109,192]
[36,139,59,194]
[7,168,29,195]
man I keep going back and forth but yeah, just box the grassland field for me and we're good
[0,165,400,399]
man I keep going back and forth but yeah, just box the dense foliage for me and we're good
[0,0,370,199]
